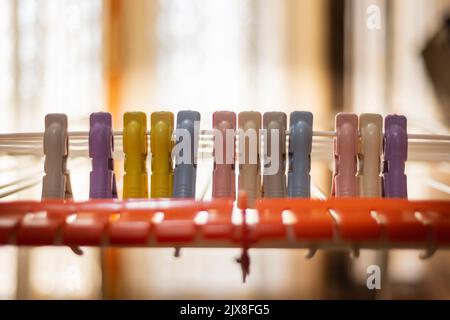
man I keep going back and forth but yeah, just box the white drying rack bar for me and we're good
[0,130,449,161]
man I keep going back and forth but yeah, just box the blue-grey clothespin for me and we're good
[172,110,201,198]
[288,111,313,198]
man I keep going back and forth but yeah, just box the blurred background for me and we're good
[0,0,449,299]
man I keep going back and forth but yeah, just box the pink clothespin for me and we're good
[332,113,359,198]
[212,111,236,199]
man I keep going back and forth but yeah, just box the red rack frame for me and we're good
[0,197,449,248]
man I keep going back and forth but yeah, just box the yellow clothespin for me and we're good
[150,111,174,198]
[123,112,148,199]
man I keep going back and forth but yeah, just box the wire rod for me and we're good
[0,130,449,141]
[0,130,449,162]
[1,142,448,161]
[0,178,41,199]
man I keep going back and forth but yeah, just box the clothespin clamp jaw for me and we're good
[212,111,237,199]
[42,113,73,200]
[332,113,359,198]
[262,112,287,198]
[89,112,117,199]
[358,113,383,198]
[383,115,408,198]
[173,110,201,199]
[151,111,174,198]
[288,111,313,198]
[123,112,148,199]
[238,112,262,208]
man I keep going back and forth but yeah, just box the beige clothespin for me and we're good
[358,114,383,197]
[262,112,287,198]
[42,114,73,200]
[238,112,261,208]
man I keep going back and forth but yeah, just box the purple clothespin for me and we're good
[89,112,117,199]
[382,115,408,198]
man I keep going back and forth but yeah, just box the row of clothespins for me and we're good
[41,111,408,207]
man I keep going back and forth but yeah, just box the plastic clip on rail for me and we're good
[123,112,148,199]
[64,112,117,249]
[263,112,287,198]
[42,113,73,200]
[288,111,313,198]
[332,113,359,198]
[238,112,262,208]
[151,111,174,198]
[212,111,237,199]
[383,115,408,198]
[358,113,383,197]
[173,110,201,198]
[22,113,74,248]
[89,112,117,199]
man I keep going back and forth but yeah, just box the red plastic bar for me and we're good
[0,198,449,247]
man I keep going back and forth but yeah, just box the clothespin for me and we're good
[238,112,261,208]
[332,113,358,198]
[288,111,313,198]
[89,112,117,199]
[358,113,383,197]
[212,111,236,199]
[42,113,73,200]
[383,115,408,198]
[173,110,200,198]
[151,111,174,198]
[262,112,287,198]
[123,112,148,199]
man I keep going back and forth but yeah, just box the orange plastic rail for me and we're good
[0,197,449,248]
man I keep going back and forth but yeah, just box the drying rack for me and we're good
[0,129,449,281]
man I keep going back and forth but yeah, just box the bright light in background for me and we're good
[388,251,427,283]
[0,0,104,299]
[0,0,19,300]
[0,247,18,299]
[4,0,104,132]
[348,0,387,114]
[0,0,13,132]
[30,247,102,299]
[156,0,256,118]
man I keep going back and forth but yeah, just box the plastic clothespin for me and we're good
[212,111,236,199]
[262,112,287,198]
[288,111,313,198]
[172,110,200,198]
[151,112,174,198]
[89,112,117,199]
[383,115,408,198]
[123,112,148,199]
[42,114,73,200]
[332,113,359,198]
[358,113,383,198]
[238,112,261,208]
